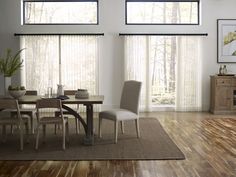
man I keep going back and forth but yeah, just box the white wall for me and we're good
[0,0,236,111]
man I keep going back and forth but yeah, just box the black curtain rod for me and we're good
[126,0,199,2]
[119,33,208,36]
[14,33,104,36]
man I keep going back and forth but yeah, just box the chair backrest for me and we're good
[36,98,62,109]
[36,98,64,120]
[0,98,21,120]
[120,80,142,114]
[64,90,76,95]
[26,90,37,95]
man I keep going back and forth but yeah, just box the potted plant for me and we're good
[0,48,24,95]
[8,85,26,99]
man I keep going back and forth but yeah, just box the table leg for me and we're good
[62,105,87,135]
[83,104,94,145]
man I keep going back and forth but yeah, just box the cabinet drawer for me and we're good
[232,79,236,86]
[216,78,232,86]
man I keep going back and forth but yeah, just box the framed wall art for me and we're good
[217,19,236,63]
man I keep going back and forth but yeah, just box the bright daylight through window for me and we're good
[23,0,98,24]
[20,35,99,97]
[126,0,199,24]
[125,36,202,111]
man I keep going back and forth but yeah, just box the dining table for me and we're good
[17,95,104,145]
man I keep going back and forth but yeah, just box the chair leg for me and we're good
[114,120,118,144]
[135,119,140,138]
[66,122,69,143]
[54,124,57,134]
[75,118,79,134]
[62,123,66,150]
[35,124,40,150]
[25,122,30,143]
[2,125,6,142]
[98,117,102,138]
[120,121,125,134]
[19,124,24,151]
[43,124,46,143]
[10,125,14,134]
[30,114,34,134]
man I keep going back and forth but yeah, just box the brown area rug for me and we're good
[0,118,185,160]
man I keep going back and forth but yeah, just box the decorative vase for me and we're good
[4,77,11,96]
[57,84,64,96]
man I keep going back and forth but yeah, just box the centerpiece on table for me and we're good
[75,89,89,99]
[8,85,26,99]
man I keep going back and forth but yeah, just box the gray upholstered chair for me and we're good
[0,98,29,150]
[98,80,142,143]
[35,98,69,150]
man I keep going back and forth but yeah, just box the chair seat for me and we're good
[39,117,68,124]
[0,117,29,125]
[11,109,36,114]
[99,109,138,121]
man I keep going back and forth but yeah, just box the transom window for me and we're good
[23,0,98,25]
[126,0,199,25]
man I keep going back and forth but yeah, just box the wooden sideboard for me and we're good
[210,75,236,114]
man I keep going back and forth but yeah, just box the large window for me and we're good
[20,35,99,96]
[125,35,202,111]
[23,0,98,24]
[126,0,199,25]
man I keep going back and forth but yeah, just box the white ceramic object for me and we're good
[57,84,64,96]
[8,90,26,99]
[75,89,89,99]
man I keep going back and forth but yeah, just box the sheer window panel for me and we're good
[176,36,202,111]
[124,36,152,112]
[61,35,99,112]
[20,35,59,95]
[20,35,100,112]
[124,35,203,112]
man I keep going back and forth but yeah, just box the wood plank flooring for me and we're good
[0,112,235,177]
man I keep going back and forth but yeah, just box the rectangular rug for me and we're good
[0,118,185,160]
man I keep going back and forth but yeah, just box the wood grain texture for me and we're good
[0,112,235,177]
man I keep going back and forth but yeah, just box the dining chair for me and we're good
[54,90,80,134]
[35,98,69,150]
[10,90,37,134]
[0,98,29,150]
[98,80,142,143]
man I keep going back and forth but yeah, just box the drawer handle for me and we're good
[222,81,225,83]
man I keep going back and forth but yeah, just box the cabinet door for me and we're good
[215,86,231,110]
[231,87,236,110]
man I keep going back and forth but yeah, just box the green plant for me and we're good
[0,48,24,77]
[8,85,26,91]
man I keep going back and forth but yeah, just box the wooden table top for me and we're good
[1,95,104,105]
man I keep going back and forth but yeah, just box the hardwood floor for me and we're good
[0,112,235,177]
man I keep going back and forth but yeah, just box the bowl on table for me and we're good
[8,90,26,99]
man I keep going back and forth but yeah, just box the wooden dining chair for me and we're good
[35,98,69,150]
[0,98,29,150]
[55,90,80,134]
[10,90,37,134]
[98,80,142,143]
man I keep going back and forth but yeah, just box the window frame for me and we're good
[23,0,99,25]
[125,0,200,25]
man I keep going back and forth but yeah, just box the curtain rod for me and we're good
[119,33,208,36]
[14,33,104,36]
